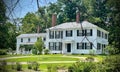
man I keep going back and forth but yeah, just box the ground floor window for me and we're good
[77,42,92,49]
[49,42,62,50]
[97,43,101,50]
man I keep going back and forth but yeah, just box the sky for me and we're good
[4,0,57,19]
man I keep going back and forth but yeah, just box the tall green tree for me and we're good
[0,0,9,49]
[106,0,120,52]
[34,37,44,54]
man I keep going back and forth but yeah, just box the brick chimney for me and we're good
[76,12,80,23]
[52,14,57,27]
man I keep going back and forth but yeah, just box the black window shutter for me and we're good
[71,30,72,36]
[49,42,50,50]
[82,30,84,36]
[82,43,84,49]
[66,31,67,36]
[49,31,51,38]
[77,30,78,36]
[90,43,92,49]
[53,31,54,38]
[77,43,78,49]
[85,30,87,36]
[90,29,92,36]
[61,31,63,38]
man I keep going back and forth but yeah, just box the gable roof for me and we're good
[47,21,109,33]
[17,33,46,38]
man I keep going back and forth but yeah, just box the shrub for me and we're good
[68,61,95,72]
[16,62,22,71]
[44,49,49,54]
[27,61,32,69]
[32,61,39,71]
[47,65,57,72]
[68,66,73,72]
[0,49,7,55]
[1,60,7,66]
[0,60,8,72]
[32,49,37,55]
[104,45,119,55]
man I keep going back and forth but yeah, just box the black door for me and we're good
[67,43,71,52]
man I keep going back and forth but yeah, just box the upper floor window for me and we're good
[105,34,108,39]
[28,38,30,42]
[55,31,63,39]
[97,30,101,37]
[77,30,83,36]
[49,31,54,39]
[55,31,60,38]
[102,32,104,38]
[86,29,92,36]
[66,30,72,37]
[77,29,92,36]
[21,38,23,42]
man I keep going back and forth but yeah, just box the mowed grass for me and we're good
[0,54,79,62]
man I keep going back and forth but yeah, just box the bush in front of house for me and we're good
[44,49,49,54]
[16,62,22,71]
[32,49,37,55]
[0,49,7,55]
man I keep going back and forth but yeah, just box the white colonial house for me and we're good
[16,13,109,54]
[45,21,109,54]
[16,33,46,54]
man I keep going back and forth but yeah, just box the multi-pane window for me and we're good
[66,30,72,37]
[77,30,83,36]
[49,42,54,50]
[105,34,108,39]
[49,31,54,39]
[86,29,92,36]
[97,43,101,50]
[49,42,62,50]
[61,31,63,38]
[77,29,92,36]
[55,31,63,39]
[21,38,23,42]
[28,38,30,42]
[55,31,60,38]
[102,32,104,38]
[97,30,101,37]
[86,43,92,49]
[77,43,83,49]
[77,42,92,49]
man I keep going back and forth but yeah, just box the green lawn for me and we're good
[3,56,79,62]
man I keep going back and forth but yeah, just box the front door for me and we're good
[67,43,71,52]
